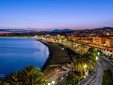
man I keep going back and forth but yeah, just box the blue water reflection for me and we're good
[0,38,49,77]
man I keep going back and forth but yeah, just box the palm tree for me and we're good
[88,47,98,63]
[73,57,95,78]
[73,58,85,77]
[66,72,79,85]
[74,45,89,57]
[1,66,47,85]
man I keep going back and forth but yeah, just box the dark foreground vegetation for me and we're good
[102,69,113,85]
[0,66,47,85]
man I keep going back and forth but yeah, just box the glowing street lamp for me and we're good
[83,64,87,68]
[52,81,55,84]
[96,56,98,60]
[48,83,51,85]
[98,52,100,55]
[84,76,86,78]
[85,71,89,76]
[61,77,64,80]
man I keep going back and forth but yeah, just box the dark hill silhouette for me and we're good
[52,29,73,32]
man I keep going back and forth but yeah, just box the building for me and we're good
[93,37,106,45]
[106,38,113,47]
[93,37,113,48]
[98,37,106,45]
[93,37,99,44]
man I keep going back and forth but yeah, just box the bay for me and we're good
[0,38,49,77]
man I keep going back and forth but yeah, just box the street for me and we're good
[77,57,113,85]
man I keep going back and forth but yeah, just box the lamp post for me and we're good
[98,52,100,55]
[48,83,50,85]
[83,64,87,68]
[83,64,87,78]
[96,56,98,60]
[52,81,55,85]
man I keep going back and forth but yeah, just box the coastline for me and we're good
[39,40,53,71]
[37,39,72,78]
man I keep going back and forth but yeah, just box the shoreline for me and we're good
[39,40,53,71]
[37,39,72,78]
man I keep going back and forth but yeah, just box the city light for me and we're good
[48,83,51,85]
[85,71,89,76]
[84,64,87,68]
[52,81,55,84]
[98,52,100,55]
[84,76,86,78]
[96,56,98,60]
[61,77,64,80]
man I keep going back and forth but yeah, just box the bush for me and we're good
[102,69,113,85]
[66,72,80,85]
[1,66,47,85]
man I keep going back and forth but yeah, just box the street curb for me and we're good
[84,62,101,85]
[102,57,113,66]
[77,62,100,85]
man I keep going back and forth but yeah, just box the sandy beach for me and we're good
[39,40,73,79]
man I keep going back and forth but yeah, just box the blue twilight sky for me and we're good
[0,0,113,30]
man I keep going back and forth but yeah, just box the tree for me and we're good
[102,69,113,85]
[88,47,98,63]
[75,45,89,57]
[66,72,79,85]
[1,66,47,85]
[73,56,95,78]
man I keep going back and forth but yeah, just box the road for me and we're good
[77,57,113,85]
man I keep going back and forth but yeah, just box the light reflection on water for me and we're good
[0,38,49,77]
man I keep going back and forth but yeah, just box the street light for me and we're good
[84,76,86,78]
[48,83,51,85]
[96,56,98,60]
[52,81,55,85]
[83,64,87,68]
[85,71,89,76]
[83,64,88,79]
[98,52,100,55]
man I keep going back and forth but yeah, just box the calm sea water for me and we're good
[0,38,49,77]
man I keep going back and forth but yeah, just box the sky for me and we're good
[0,0,113,30]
